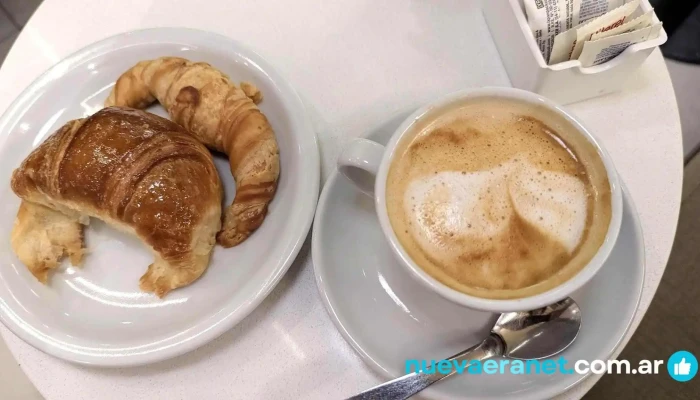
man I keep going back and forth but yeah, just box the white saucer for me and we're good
[0,28,319,366]
[312,112,644,400]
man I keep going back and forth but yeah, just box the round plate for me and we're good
[0,28,319,366]
[312,112,644,400]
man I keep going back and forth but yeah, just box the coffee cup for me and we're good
[337,87,622,312]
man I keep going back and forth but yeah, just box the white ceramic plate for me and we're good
[0,28,319,367]
[312,112,644,400]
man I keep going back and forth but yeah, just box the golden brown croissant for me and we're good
[105,57,280,247]
[11,107,222,297]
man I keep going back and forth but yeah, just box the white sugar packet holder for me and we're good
[484,0,666,104]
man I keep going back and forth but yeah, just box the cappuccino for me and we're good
[386,98,612,299]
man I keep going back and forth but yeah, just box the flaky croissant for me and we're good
[11,107,222,297]
[11,201,85,284]
[105,57,280,247]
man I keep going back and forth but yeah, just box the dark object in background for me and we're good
[651,0,700,63]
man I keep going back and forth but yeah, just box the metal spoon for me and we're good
[348,297,581,400]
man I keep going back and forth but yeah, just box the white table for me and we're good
[0,0,682,399]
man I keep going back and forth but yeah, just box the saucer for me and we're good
[312,114,644,399]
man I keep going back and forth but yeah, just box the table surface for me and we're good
[0,0,683,399]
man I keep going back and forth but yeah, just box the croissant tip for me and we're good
[139,265,173,298]
[139,276,171,298]
[34,268,50,284]
[216,231,248,248]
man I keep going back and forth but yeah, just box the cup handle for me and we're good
[337,138,386,196]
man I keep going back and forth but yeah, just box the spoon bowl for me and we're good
[493,298,581,360]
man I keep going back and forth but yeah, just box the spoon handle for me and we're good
[347,333,504,400]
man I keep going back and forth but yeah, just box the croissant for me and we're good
[105,57,280,247]
[11,107,222,297]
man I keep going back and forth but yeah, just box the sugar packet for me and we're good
[590,10,653,40]
[578,22,662,66]
[524,0,625,63]
[549,0,640,64]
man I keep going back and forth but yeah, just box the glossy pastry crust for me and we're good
[106,57,279,247]
[11,107,222,297]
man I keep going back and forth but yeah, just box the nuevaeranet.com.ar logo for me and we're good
[404,351,698,381]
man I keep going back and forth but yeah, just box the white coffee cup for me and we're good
[337,87,623,312]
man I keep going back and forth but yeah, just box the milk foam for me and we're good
[404,158,588,273]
